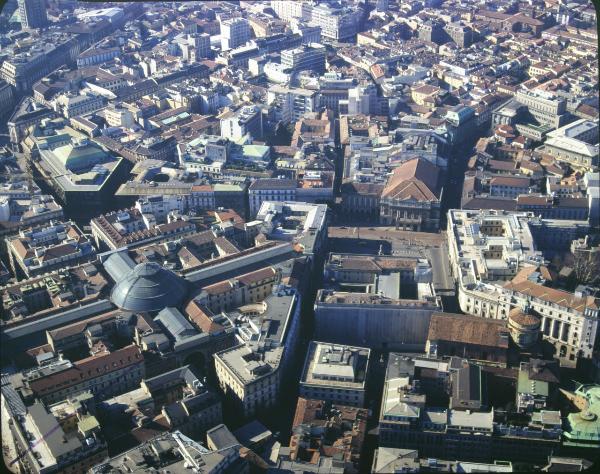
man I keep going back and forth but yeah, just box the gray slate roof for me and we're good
[110,262,188,312]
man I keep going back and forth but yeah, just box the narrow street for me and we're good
[440,138,479,226]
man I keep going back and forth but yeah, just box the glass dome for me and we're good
[110,262,188,312]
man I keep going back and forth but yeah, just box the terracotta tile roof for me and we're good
[186,230,219,246]
[520,160,543,172]
[370,64,385,79]
[488,159,517,171]
[375,257,417,270]
[341,182,384,196]
[26,344,53,358]
[490,176,530,187]
[214,236,240,255]
[135,313,159,333]
[516,194,552,206]
[427,312,509,348]
[177,247,203,269]
[382,158,440,201]
[504,280,598,312]
[130,426,166,444]
[290,397,367,465]
[293,398,324,427]
[249,178,296,190]
[10,239,30,259]
[157,219,195,233]
[28,345,143,395]
[272,146,297,157]
[40,243,79,261]
[542,163,565,177]
[66,226,81,240]
[237,267,277,285]
[184,300,224,334]
[191,185,213,192]
[330,255,419,273]
[203,280,234,296]
[214,209,244,224]
[475,138,490,153]
[332,257,381,272]
[508,307,540,326]
[201,266,278,296]
[48,310,125,342]
[511,266,541,284]
[412,84,440,95]
[152,413,171,429]
[575,103,599,119]
[463,197,517,211]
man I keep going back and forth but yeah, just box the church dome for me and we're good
[110,262,188,312]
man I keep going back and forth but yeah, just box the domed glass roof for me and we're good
[110,262,188,312]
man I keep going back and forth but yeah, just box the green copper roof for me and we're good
[162,112,190,125]
[214,183,242,192]
[242,144,270,159]
[54,142,107,172]
[564,384,600,444]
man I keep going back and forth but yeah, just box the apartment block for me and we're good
[7,221,96,279]
[447,209,599,366]
[9,401,107,474]
[220,105,263,141]
[220,17,251,51]
[299,341,370,407]
[17,345,145,404]
[214,287,301,417]
[267,85,318,124]
[91,208,196,250]
[378,354,562,464]
[281,43,326,74]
